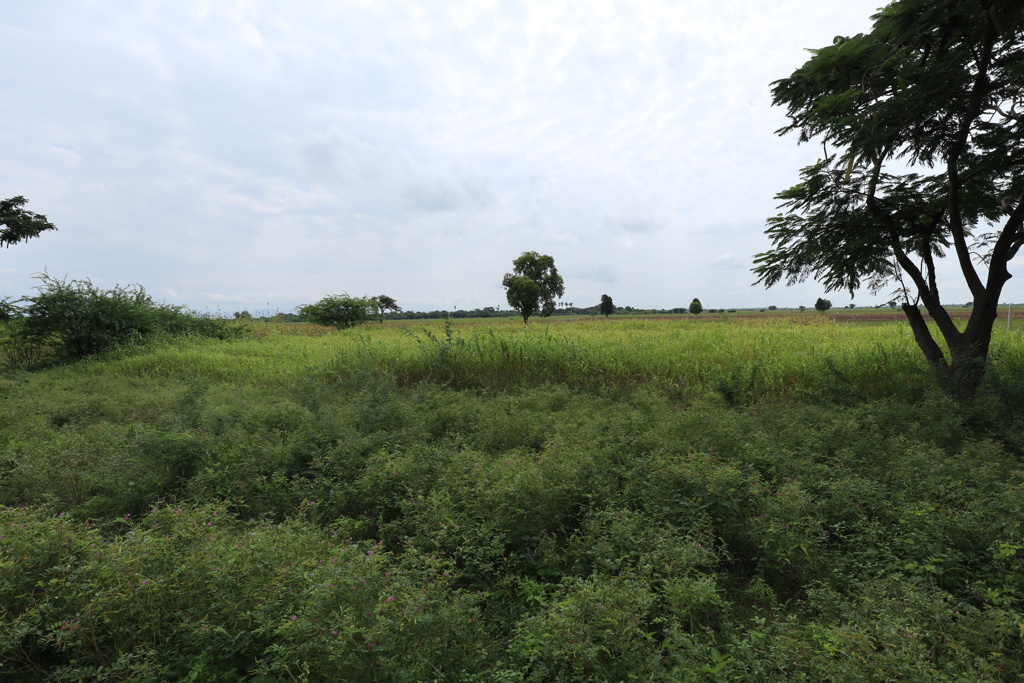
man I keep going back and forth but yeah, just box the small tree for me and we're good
[298,294,375,329]
[768,305,778,311]
[372,295,402,321]
[502,252,565,324]
[1,196,56,249]
[689,298,703,315]
[599,294,615,318]
[815,297,832,313]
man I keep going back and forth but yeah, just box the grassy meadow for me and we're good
[3,315,1024,680]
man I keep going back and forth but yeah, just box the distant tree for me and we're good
[1,196,56,249]
[689,298,703,315]
[502,276,543,324]
[798,305,806,312]
[768,305,778,311]
[297,294,375,329]
[847,303,856,309]
[233,310,252,320]
[372,295,401,321]
[815,297,832,313]
[599,294,615,317]
[502,251,565,324]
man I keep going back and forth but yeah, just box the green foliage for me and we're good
[0,195,56,249]
[0,504,490,680]
[815,297,832,313]
[502,275,543,323]
[754,0,1024,396]
[373,294,401,321]
[503,251,565,323]
[3,318,1024,678]
[599,293,614,317]
[7,273,232,363]
[689,298,703,315]
[298,294,375,329]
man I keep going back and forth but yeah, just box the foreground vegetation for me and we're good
[3,316,1024,680]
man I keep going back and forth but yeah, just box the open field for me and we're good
[3,316,1024,680]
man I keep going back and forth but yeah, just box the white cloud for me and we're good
[2,0,981,313]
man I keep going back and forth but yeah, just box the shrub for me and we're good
[13,273,233,360]
[298,294,376,329]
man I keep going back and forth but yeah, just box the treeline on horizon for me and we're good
[242,305,784,322]
[242,303,981,323]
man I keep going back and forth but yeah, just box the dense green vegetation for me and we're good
[3,316,1024,680]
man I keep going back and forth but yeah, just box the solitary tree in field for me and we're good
[1,196,56,249]
[298,294,375,329]
[502,251,565,323]
[689,298,703,315]
[372,295,401,321]
[599,294,615,317]
[752,0,1024,397]
[815,297,832,313]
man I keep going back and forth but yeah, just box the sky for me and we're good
[2,0,1004,314]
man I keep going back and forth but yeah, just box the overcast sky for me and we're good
[3,0,1004,314]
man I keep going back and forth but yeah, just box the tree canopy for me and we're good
[502,252,564,323]
[297,294,376,329]
[599,294,615,317]
[689,298,703,315]
[1,196,56,249]
[752,0,1024,396]
[372,295,401,321]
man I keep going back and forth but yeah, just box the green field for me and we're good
[3,316,1024,680]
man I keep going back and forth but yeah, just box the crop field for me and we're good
[3,316,1024,680]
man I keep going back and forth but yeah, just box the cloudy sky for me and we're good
[3,0,1000,314]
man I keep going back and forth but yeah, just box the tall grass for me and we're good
[86,315,1024,401]
[318,317,941,401]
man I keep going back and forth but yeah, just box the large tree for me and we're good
[599,294,615,317]
[502,251,565,323]
[753,0,1024,397]
[1,196,56,249]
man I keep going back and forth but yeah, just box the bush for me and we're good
[11,273,233,360]
[298,294,376,329]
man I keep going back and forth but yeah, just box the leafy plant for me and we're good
[502,251,565,324]
[753,0,1024,397]
[0,195,56,249]
[13,273,232,361]
[297,294,376,329]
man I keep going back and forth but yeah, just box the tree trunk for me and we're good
[902,302,997,400]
